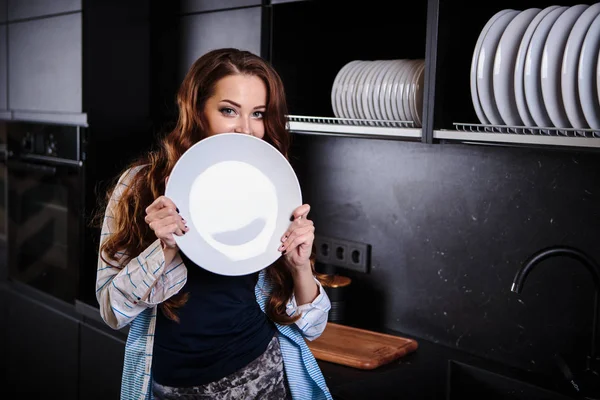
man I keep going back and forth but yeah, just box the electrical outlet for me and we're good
[314,234,371,273]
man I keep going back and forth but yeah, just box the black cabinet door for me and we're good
[5,292,79,399]
[0,0,6,23]
[7,0,81,21]
[8,13,82,114]
[0,286,7,378]
[0,24,6,111]
[79,323,126,400]
[180,0,261,13]
[178,7,262,81]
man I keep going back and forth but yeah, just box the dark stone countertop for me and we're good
[316,330,594,400]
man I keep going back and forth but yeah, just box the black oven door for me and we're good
[7,157,83,304]
[0,147,6,281]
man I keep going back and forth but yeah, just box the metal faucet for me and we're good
[511,245,600,382]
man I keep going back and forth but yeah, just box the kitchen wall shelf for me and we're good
[433,122,600,149]
[287,115,422,140]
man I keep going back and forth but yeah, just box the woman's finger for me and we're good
[146,195,178,215]
[290,204,311,221]
[282,231,314,255]
[281,218,313,242]
[279,225,314,252]
[145,206,182,224]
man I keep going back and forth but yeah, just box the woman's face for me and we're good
[203,74,267,139]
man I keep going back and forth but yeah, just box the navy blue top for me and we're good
[152,252,276,387]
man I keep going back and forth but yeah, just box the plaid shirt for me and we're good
[96,167,333,400]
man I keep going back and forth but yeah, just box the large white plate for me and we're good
[598,47,600,110]
[408,60,426,127]
[165,133,302,276]
[524,6,567,127]
[470,9,515,124]
[579,13,600,129]
[514,5,561,127]
[541,4,588,128]
[394,60,416,122]
[331,61,358,119]
[353,61,374,122]
[562,4,600,129]
[364,60,388,126]
[493,8,541,126]
[346,61,369,120]
[379,60,400,125]
[371,60,395,125]
[477,10,520,125]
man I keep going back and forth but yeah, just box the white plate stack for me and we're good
[331,59,425,127]
[470,3,600,130]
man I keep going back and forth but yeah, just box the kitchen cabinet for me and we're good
[179,7,262,80]
[8,13,82,115]
[3,1,149,126]
[0,285,7,377]
[0,0,6,22]
[5,289,79,399]
[7,0,81,21]
[428,0,600,150]
[180,0,261,13]
[267,0,600,150]
[269,0,428,141]
[79,322,125,400]
[0,24,7,114]
[152,5,263,123]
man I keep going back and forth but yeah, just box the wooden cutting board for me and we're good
[306,322,418,370]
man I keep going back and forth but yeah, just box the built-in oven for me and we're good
[0,122,7,281]
[6,122,85,304]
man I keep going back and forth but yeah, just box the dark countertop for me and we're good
[316,330,590,400]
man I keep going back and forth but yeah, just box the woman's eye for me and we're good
[253,111,265,118]
[220,107,236,116]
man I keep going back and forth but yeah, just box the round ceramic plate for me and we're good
[562,3,600,128]
[393,60,414,122]
[379,60,399,125]
[541,4,588,128]
[514,5,560,127]
[165,133,302,276]
[579,13,600,129]
[493,8,541,126]
[364,60,387,125]
[410,60,426,127]
[524,6,567,127]
[384,61,404,123]
[331,61,358,118]
[470,9,515,124]
[371,60,395,125]
[345,61,369,120]
[477,10,520,125]
[353,61,373,122]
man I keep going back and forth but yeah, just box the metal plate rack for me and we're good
[287,115,421,140]
[433,122,600,149]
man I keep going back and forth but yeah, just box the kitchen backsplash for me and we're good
[290,135,598,376]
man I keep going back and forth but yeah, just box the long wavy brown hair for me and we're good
[96,48,328,324]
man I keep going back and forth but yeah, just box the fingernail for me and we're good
[281,235,287,242]
[278,244,285,251]
[289,215,294,221]
[176,207,180,213]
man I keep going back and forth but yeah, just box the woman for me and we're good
[95,48,332,400]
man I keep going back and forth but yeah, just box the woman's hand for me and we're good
[279,204,315,274]
[145,195,188,249]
